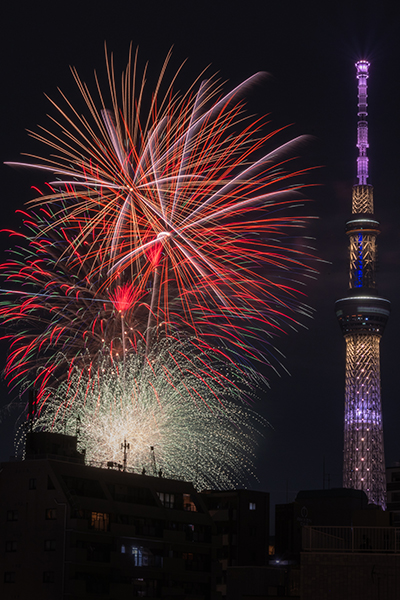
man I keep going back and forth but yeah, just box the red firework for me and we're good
[2,48,317,399]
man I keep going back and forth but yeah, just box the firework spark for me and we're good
[5,49,316,374]
[0,204,155,397]
[18,338,266,490]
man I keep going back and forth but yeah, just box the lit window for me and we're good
[249,502,256,511]
[45,508,57,520]
[90,512,110,532]
[121,544,126,554]
[132,546,147,566]
[183,493,197,512]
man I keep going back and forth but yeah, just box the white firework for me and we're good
[24,338,267,490]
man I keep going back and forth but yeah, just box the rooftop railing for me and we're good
[302,526,400,553]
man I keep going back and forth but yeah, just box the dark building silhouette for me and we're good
[0,432,218,599]
[273,488,399,600]
[201,489,270,598]
[227,565,300,600]
[386,464,400,526]
[301,525,400,600]
[4,430,400,599]
[275,487,389,561]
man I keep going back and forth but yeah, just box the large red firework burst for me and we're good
[2,48,317,399]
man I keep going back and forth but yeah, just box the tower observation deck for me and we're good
[335,61,390,509]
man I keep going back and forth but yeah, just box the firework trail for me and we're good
[17,338,266,490]
[4,49,316,377]
[0,204,154,397]
[0,50,317,488]
[0,201,262,400]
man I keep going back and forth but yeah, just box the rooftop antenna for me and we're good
[150,445,157,476]
[355,60,370,185]
[121,439,130,472]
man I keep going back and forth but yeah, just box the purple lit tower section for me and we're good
[335,61,390,509]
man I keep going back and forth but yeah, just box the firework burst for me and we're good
[17,338,266,490]
[4,48,316,382]
[0,204,154,397]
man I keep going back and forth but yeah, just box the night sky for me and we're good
[1,1,400,517]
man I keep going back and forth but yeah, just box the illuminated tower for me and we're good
[335,60,390,509]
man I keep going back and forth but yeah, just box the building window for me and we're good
[90,511,110,532]
[121,544,126,554]
[182,552,194,561]
[249,502,256,510]
[132,546,142,566]
[132,546,149,567]
[5,541,17,552]
[183,493,197,512]
[157,492,175,509]
[6,510,18,521]
[43,571,55,583]
[44,539,56,551]
[4,572,16,583]
[45,508,57,520]
[28,478,37,490]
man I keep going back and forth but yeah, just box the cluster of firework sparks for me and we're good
[2,48,316,488]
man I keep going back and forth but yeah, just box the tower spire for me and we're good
[335,60,390,509]
[356,60,370,186]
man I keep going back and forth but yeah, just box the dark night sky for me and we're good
[1,1,400,516]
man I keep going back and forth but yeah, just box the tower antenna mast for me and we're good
[335,60,390,509]
[356,60,370,186]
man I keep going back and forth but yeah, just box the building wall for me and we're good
[387,465,400,525]
[275,488,373,560]
[227,565,300,599]
[301,552,400,600]
[202,489,270,598]
[0,455,217,599]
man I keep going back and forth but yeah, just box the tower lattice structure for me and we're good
[335,60,390,509]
